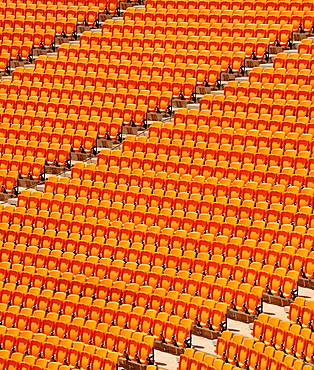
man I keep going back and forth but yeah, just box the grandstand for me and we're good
[0,0,314,369]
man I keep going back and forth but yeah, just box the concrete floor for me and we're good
[299,286,314,300]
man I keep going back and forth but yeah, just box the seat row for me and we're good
[0,18,76,37]
[0,222,298,303]
[0,219,299,297]
[217,329,314,368]
[50,49,237,79]
[130,131,314,158]
[153,108,310,129]
[0,114,121,141]
[249,67,314,88]
[55,46,227,71]
[35,184,313,227]
[126,7,280,22]
[298,38,314,56]
[157,102,313,129]
[103,139,312,166]
[1,307,154,365]
[9,73,192,102]
[11,68,180,91]
[252,313,314,360]
[34,56,220,78]
[103,17,293,37]
[2,7,98,24]
[182,113,311,139]
[58,43,186,62]
[133,149,313,173]
[224,82,314,105]
[0,1,103,15]
[0,128,96,153]
[41,163,314,195]
[1,90,173,116]
[0,41,32,62]
[4,192,314,274]
[0,90,147,111]
[96,154,314,186]
[0,244,263,315]
[16,181,314,227]
[0,290,192,350]
[0,144,71,168]
[289,297,314,330]
[139,7,313,29]
[145,0,313,12]
[1,27,67,52]
[236,244,314,278]
[26,176,311,246]
[0,125,92,142]
[0,100,148,127]
[0,350,48,370]
[0,4,100,55]
[44,168,314,209]
[1,83,159,105]
[11,68,109,84]
[7,188,314,253]
[0,327,118,370]
[102,20,291,49]
[18,63,208,99]
[274,52,314,70]
[199,95,314,118]
[0,156,45,181]
[180,348,228,370]
[46,163,306,192]
[0,222,293,282]
[131,8,313,35]
[85,31,270,60]
[0,256,226,337]
[97,29,271,52]
[2,211,310,263]
[73,158,314,189]
[0,277,226,333]
[148,120,310,144]
[34,57,220,85]
[11,71,191,104]
[105,13,295,33]
[68,148,314,184]
[0,170,18,194]
[220,89,314,111]
[53,46,253,73]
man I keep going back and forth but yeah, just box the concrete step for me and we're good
[7,198,17,206]
[36,184,45,192]
[260,63,274,69]
[285,48,299,54]
[211,90,225,96]
[187,103,200,110]
[235,77,249,82]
